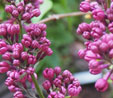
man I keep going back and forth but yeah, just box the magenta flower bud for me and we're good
[99,42,109,52]
[90,45,99,53]
[38,24,47,31]
[31,9,40,17]
[54,92,65,98]
[48,92,57,98]
[27,55,37,64]
[57,75,63,80]
[88,60,99,69]
[68,84,82,96]
[7,24,12,34]
[82,31,91,39]
[43,68,54,80]
[0,27,7,36]
[90,21,106,31]
[5,77,14,86]
[12,24,20,34]
[17,4,24,13]
[8,24,20,35]
[13,59,20,66]
[0,61,10,73]
[33,28,41,36]
[109,49,113,58]
[76,23,90,35]
[0,41,7,54]
[31,40,40,48]
[89,68,102,75]
[8,85,16,92]
[70,76,75,81]
[62,70,72,77]
[60,86,66,95]
[5,5,13,13]
[42,80,51,90]
[54,66,61,75]
[80,1,91,12]
[39,0,43,4]
[107,8,113,21]
[14,91,24,98]
[42,31,47,37]
[12,43,23,52]
[91,27,103,38]
[12,10,19,17]
[101,34,112,42]
[84,50,97,61]
[95,78,108,92]
[78,49,86,59]
[45,48,53,56]
[18,6,24,13]
[92,9,105,20]
[21,52,28,60]
[0,47,8,54]
[7,71,11,76]
[108,22,113,33]
[99,64,110,69]
[53,78,62,87]
[13,51,20,59]
[91,31,100,38]
[22,34,32,47]
[22,12,31,20]
[26,67,35,75]
[9,71,20,80]
[64,77,70,83]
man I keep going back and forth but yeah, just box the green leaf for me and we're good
[32,0,53,23]
[47,22,74,47]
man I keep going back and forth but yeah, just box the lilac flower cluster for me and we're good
[42,67,82,98]
[5,0,42,23]
[77,0,113,92]
[0,0,54,98]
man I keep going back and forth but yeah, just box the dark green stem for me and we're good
[18,19,23,41]
[31,74,45,98]
[107,0,111,8]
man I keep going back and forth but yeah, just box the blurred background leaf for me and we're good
[32,0,53,23]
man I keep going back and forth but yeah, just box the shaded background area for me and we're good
[0,0,112,98]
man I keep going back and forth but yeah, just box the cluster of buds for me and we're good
[5,67,38,98]
[0,0,54,98]
[42,67,82,98]
[5,0,42,23]
[77,0,113,92]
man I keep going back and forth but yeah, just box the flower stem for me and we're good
[38,12,89,24]
[107,0,111,8]
[31,74,45,98]
[18,20,23,41]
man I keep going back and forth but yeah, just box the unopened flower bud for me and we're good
[42,80,51,90]
[95,78,108,92]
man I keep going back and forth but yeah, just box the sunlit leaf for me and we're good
[32,0,53,23]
